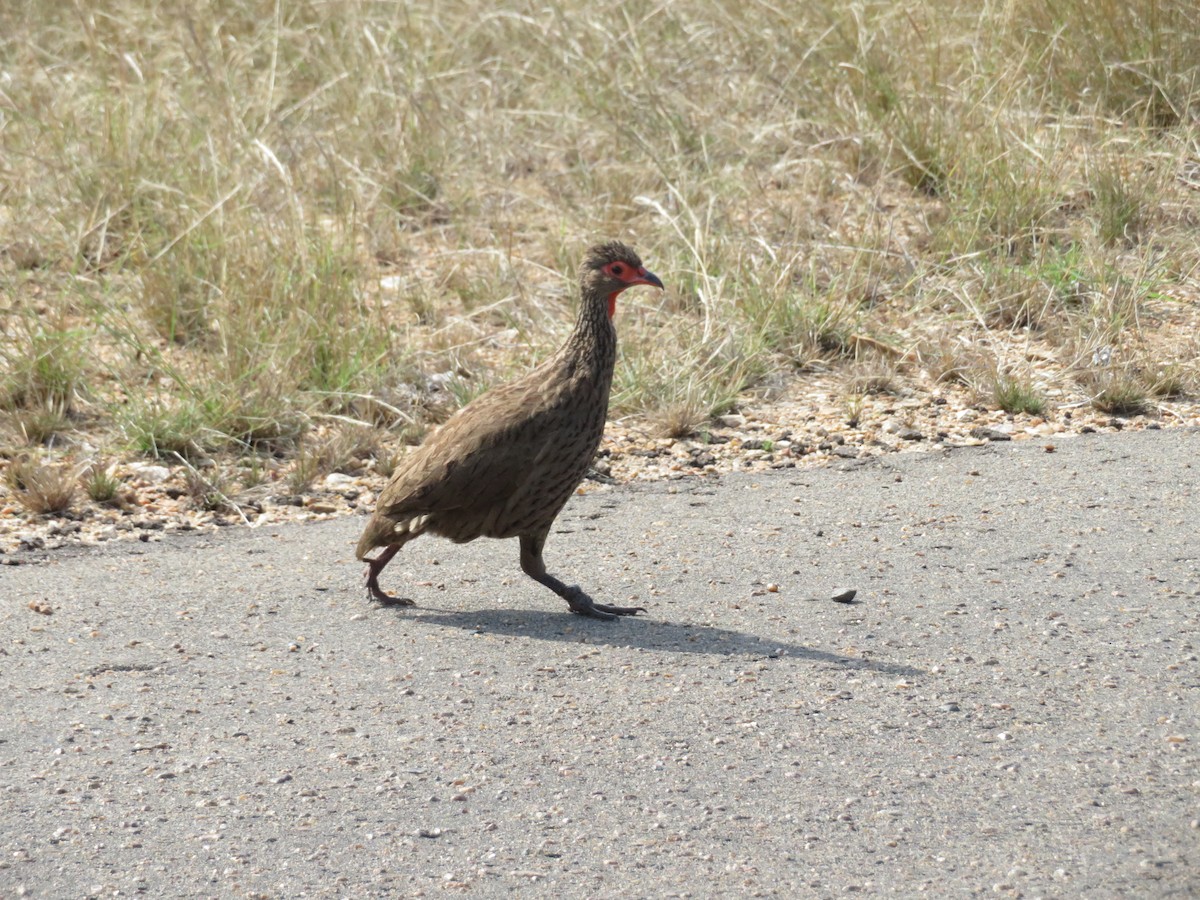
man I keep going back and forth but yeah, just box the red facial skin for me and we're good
[601,260,664,318]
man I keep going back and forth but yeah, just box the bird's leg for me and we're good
[364,545,415,607]
[519,533,645,620]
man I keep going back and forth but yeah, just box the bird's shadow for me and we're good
[402,605,923,677]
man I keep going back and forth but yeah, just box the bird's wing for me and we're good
[373,376,561,521]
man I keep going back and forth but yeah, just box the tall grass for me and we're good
[1,0,1196,483]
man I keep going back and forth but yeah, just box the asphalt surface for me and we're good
[2,428,1198,898]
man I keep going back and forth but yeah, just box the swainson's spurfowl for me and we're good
[355,242,663,619]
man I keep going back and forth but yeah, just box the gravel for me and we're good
[1,427,1197,897]
[5,378,1199,559]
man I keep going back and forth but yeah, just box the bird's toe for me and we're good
[369,591,416,607]
[592,602,646,617]
[563,586,643,620]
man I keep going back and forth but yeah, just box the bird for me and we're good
[355,241,664,619]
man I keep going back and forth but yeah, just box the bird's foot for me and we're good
[563,586,645,620]
[365,570,415,607]
[369,590,416,607]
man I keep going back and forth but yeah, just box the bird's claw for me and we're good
[564,586,645,620]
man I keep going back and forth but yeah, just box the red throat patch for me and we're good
[606,291,619,318]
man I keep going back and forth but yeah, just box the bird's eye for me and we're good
[611,263,624,276]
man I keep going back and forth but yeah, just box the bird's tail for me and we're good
[355,515,394,561]
[355,513,427,561]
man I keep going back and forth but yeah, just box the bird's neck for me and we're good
[562,290,617,373]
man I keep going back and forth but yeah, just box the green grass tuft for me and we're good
[1083,370,1151,416]
[992,376,1048,416]
[81,462,123,505]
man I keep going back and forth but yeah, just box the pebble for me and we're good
[971,426,1012,442]
[128,463,171,483]
[831,588,857,604]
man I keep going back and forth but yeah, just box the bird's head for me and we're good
[583,241,664,318]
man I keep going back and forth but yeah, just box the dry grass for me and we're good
[5,455,77,514]
[1,0,1197,484]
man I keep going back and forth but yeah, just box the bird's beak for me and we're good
[634,268,664,290]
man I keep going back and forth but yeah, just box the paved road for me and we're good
[2,429,1197,897]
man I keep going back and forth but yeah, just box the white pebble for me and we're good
[128,463,171,483]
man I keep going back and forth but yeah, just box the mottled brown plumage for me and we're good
[356,242,663,619]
